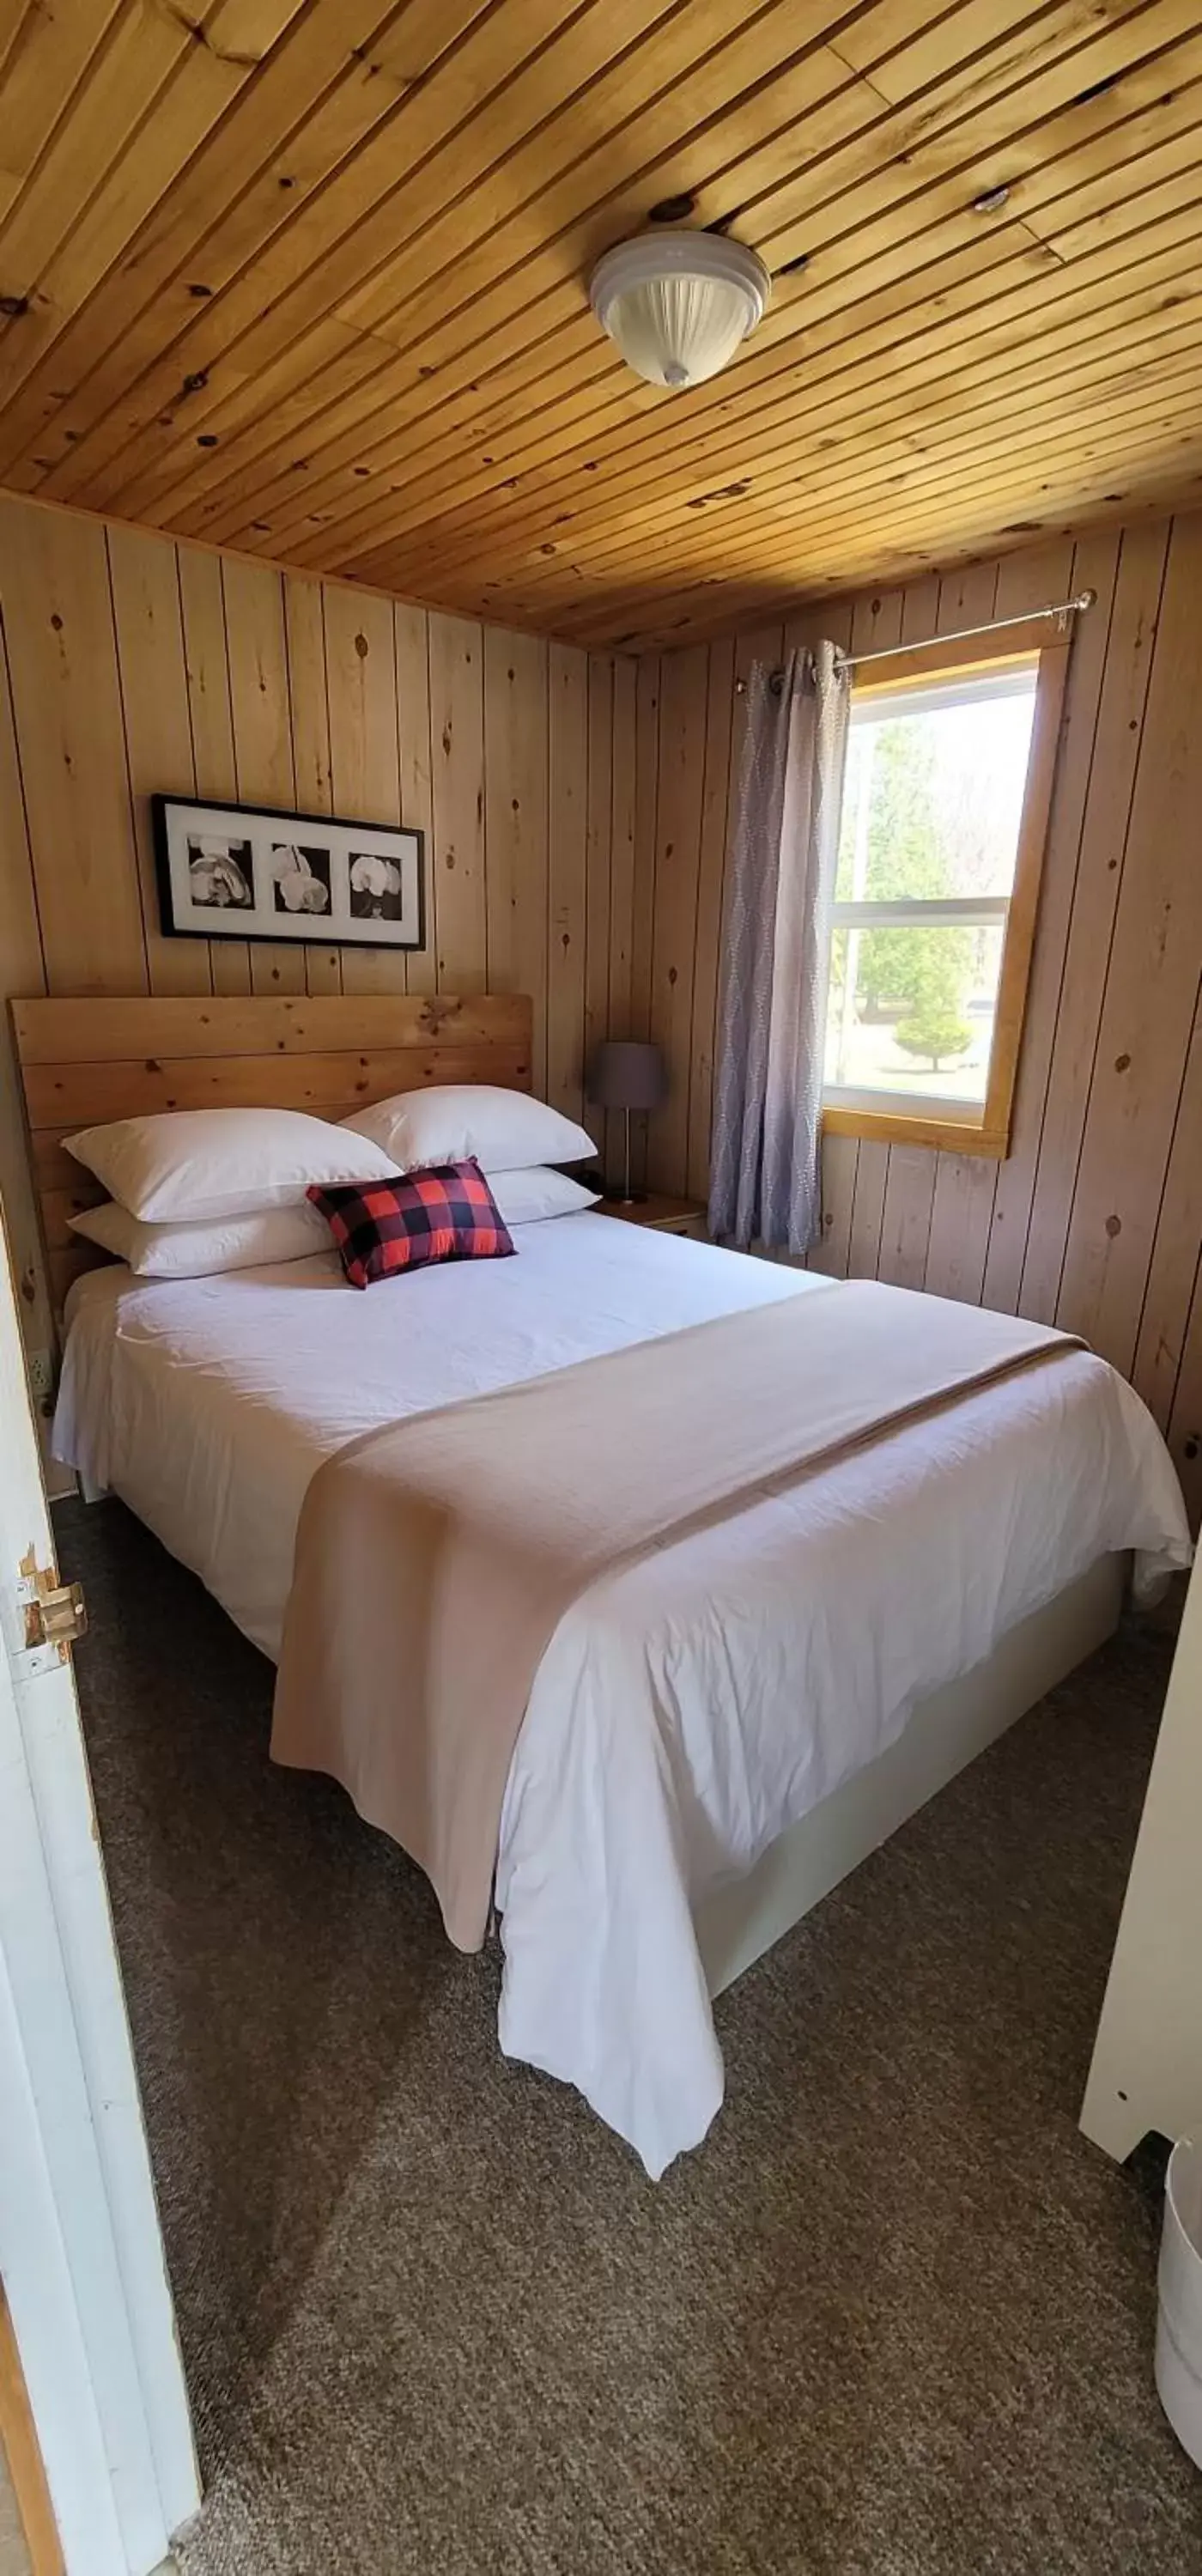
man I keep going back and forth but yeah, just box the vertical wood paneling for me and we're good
[878,1143,937,1291]
[283,577,332,819]
[647,642,707,1195]
[106,521,211,997]
[547,642,588,1125]
[847,1141,888,1281]
[1017,524,1166,1319]
[923,1154,997,1305]
[483,626,548,1077]
[428,610,486,998]
[584,653,613,1090]
[482,625,533,994]
[392,598,435,1001]
[178,540,249,993]
[810,1134,859,1279]
[322,581,404,999]
[935,562,999,629]
[894,574,940,647]
[604,654,637,1183]
[282,573,338,997]
[222,556,295,805]
[0,612,53,1364]
[978,533,1100,1313]
[628,654,660,1187]
[221,555,303,996]
[0,497,146,995]
[1056,512,1202,1373]
[179,546,237,802]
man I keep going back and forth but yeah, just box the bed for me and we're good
[15,994,1192,2178]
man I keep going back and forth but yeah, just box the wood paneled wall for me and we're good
[0,494,635,1374]
[635,510,1202,1522]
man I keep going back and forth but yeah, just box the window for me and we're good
[823,639,1066,1157]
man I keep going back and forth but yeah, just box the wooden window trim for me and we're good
[0,2285,63,2576]
[822,632,1071,1160]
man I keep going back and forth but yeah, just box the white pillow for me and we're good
[64,1108,398,1224]
[341,1084,595,1174]
[68,1198,334,1279]
[488,1168,599,1226]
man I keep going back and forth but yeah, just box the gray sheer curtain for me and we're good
[708,641,850,1256]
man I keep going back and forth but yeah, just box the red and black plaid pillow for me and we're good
[308,1161,514,1290]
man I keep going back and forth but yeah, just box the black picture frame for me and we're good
[151,793,427,953]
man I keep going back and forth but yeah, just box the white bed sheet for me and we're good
[55,1219,817,1655]
[55,1217,1191,2176]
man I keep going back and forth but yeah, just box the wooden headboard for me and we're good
[10,992,533,1314]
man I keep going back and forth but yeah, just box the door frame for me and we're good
[0,1195,198,2574]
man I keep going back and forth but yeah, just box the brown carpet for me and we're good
[58,1495,1201,2576]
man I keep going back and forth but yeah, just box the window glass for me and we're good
[825,662,1038,1122]
[825,920,1005,1109]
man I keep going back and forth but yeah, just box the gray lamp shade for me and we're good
[586,1039,667,1111]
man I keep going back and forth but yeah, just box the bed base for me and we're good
[696,1551,1126,1999]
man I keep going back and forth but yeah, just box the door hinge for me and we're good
[16,1546,88,1669]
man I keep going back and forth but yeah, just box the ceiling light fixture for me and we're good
[589,230,771,391]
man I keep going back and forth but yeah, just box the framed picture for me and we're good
[151,795,425,951]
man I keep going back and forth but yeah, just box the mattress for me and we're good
[56,1217,820,1653]
[55,1216,1192,2175]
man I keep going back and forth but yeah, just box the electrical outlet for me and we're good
[27,1347,54,1404]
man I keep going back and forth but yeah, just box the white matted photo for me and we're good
[152,796,425,951]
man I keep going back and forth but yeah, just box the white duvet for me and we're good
[55,1217,1191,2175]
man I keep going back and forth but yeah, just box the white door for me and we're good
[1081,1550,1202,2162]
[0,1199,198,2575]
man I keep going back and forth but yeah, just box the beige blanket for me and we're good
[271,1280,1081,1949]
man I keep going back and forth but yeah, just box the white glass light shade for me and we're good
[589,232,771,390]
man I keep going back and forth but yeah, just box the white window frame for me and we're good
[821,637,1070,1160]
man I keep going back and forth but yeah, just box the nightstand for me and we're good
[595,1192,707,1239]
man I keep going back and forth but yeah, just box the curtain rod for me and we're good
[737,590,1096,691]
[843,586,1096,670]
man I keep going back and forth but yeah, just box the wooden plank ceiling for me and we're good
[1,0,1200,649]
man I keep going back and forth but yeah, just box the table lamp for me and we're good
[586,1040,666,1205]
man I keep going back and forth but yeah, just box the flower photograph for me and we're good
[349,850,404,920]
[271,842,332,915]
[185,834,254,908]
